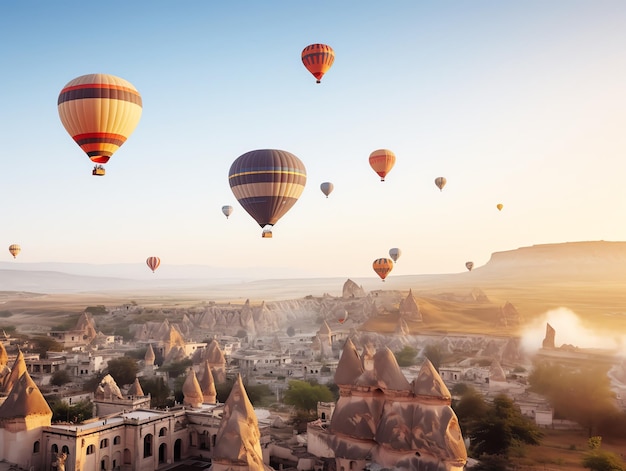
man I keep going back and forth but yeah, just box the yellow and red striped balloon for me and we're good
[8,244,21,259]
[146,257,161,273]
[369,149,396,182]
[373,258,394,281]
[58,73,142,167]
[301,44,335,83]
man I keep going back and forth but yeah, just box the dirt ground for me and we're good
[508,428,626,470]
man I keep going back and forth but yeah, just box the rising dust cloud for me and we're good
[520,307,626,356]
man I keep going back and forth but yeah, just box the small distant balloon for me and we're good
[301,43,335,83]
[222,205,234,219]
[465,261,474,272]
[389,248,401,262]
[435,177,447,191]
[146,256,161,273]
[369,149,396,182]
[8,244,21,259]
[373,258,394,281]
[320,182,334,198]
[497,203,503,211]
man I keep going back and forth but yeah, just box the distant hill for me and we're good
[1,241,625,295]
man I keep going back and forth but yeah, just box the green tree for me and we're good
[394,346,418,367]
[452,386,489,435]
[31,336,64,358]
[50,369,71,386]
[529,362,618,437]
[583,450,625,471]
[106,356,139,386]
[423,343,444,371]
[158,359,192,379]
[283,380,334,415]
[139,377,171,408]
[51,399,93,424]
[468,394,542,457]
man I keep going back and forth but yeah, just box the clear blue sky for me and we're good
[1,1,625,279]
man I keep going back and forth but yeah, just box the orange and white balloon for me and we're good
[146,257,161,273]
[369,149,396,182]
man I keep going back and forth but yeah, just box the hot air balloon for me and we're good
[320,182,334,198]
[8,244,20,259]
[465,261,474,272]
[497,203,503,211]
[146,257,160,273]
[389,247,401,262]
[229,149,307,238]
[301,43,335,83]
[373,258,394,281]
[222,205,234,219]
[369,149,396,182]
[58,73,142,176]
[435,177,447,191]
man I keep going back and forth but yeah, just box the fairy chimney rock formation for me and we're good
[328,340,467,471]
[127,378,145,397]
[399,289,422,321]
[144,343,156,366]
[542,323,556,349]
[0,371,52,430]
[95,374,124,400]
[199,360,217,404]
[182,369,204,408]
[343,279,366,298]
[211,375,270,471]
[2,350,27,394]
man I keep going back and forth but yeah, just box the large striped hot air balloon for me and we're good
[369,149,396,182]
[302,44,335,83]
[146,257,161,273]
[373,258,394,281]
[8,244,20,259]
[229,149,307,238]
[58,74,143,175]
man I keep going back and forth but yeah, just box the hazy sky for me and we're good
[1,1,625,279]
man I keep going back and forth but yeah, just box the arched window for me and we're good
[51,444,59,454]
[143,434,153,458]
[62,445,70,455]
[86,445,95,455]
[113,435,121,445]
[100,438,109,448]
[33,441,40,453]
[159,427,167,436]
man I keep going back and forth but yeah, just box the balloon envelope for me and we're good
[369,149,396,181]
[435,177,447,191]
[466,261,474,272]
[497,203,503,211]
[58,73,142,166]
[320,182,334,198]
[8,244,20,259]
[146,257,161,273]
[373,258,394,281]
[222,205,234,219]
[389,248,401,262]
[301,44,335,83]
[229,149,307,234]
